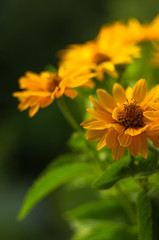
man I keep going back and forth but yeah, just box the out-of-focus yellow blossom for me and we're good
[125,15,159,43]
[152,42,159,67]
[81,79,159,161]
[13,66,95,117]
[58,22,140,81]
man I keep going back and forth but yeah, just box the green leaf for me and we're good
[136,190,153,240]
[150,191,159,240]
[68,132,88,152]
[18,160,90,220]
[93,155,159,190]
[71,221,137,240]
[44,64,57,73]
[68,198,127,221]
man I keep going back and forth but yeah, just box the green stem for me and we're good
[57,97,81,132]
[115,183,136,225]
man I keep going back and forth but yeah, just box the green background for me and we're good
[0,0,159,239]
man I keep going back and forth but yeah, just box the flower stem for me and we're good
[57,97,81,132]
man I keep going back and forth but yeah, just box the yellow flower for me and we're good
[152,42,159,67]
[13,65,95,117]
[125,15,159,43]
[58,22,140,81]
[81,79,159,161]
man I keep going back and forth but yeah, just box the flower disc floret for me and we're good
[117,100,144,129]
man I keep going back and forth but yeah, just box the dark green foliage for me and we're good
[136,190,153,240]
[93,155,159,189]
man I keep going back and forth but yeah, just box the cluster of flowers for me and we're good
[13,16,159,161]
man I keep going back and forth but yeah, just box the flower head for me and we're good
[13,65,95,117]
[81,79,159,161]
[58,22,140,81]
[125,15,159,43]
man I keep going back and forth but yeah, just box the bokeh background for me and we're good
[1,0,159,239]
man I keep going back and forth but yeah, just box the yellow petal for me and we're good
[81,118,107,130]
[97,134,107,150]
[132,79,147,103]
[128,135,140,157]
[143,111,159,121]
[112,141,125,162]
[89,95,109,113]
[146,123,159,136]
[142,84,159,107]
[112,107,119,121]
[111,123,125,133]
[125,125,148,136]
[147,133,159,147]
[118,133,132,147]
[64,88,77,99]
[96,89,116,112]
[139,133,148,158]
[125,86,133,101]
[87,109,113,123]
[86,129,107,141]
[28,105,39,117]
[106,129,118,149]
[113,83,127,104]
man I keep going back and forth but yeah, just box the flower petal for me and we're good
[64,88,77,99]
[106,129,118,149]
[125,86,133,101]
[144,111,159,121]
[113,83,127,104]
[87,109,113,123]
[97,134,107,150]
[89,95,109,113]
[112,141,125,162]
[118,133,132,147]
[81,118,107,130]
[86,129,108,141]
[139,133,148,158]
[128,135,140,157]
[29,105,39,117]
[142,84,159,107]
[96,89,116,112]
[125,125,148,136]
[132,79,147,103]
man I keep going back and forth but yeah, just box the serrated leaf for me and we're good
[93,156,159,190]
[18,161,90,220]
[136,190,153,240]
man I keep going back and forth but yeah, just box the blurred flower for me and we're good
[125,15,159,43]
[13,66,95,117]
[152,42,159,67]
[81,79,159,161]
[58,22,140,81]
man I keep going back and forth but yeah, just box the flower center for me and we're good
[48,75,61,91]
[117,100,144,128]
[93,53,111,65]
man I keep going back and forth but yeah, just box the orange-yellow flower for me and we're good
[58,22,140,81]
[81,79,159,161]
[13,65,95,117]
[152,42,159,67]
[125,15,159,43]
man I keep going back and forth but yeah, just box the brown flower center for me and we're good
[93,53,111,65]
[117,100,144,128]
[48,75,62,91]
